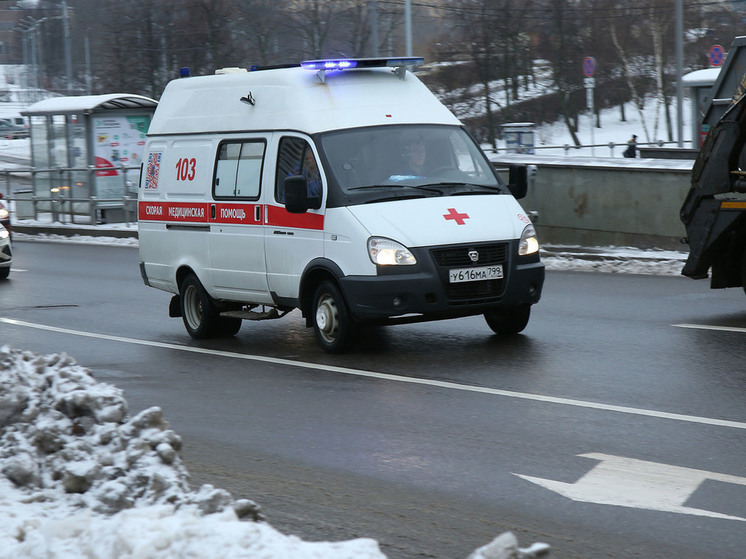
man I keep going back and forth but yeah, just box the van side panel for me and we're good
[209,134,272,303]
[263,135,325,299]
[138,139,212,294]
[321,208,376,277]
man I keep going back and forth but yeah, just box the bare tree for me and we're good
[537,0,586,146]
[286,0,341,59]
[233,0,288,66]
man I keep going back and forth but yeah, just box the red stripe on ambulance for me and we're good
[265,204,324,230]
[139,201,209,223]
[214,203,261,225]
[140,201,323,230]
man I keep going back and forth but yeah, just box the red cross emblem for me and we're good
[443,207,470,225]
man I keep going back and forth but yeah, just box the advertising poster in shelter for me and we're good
[93,115,150,201]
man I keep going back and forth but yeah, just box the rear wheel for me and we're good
[312,280,357,353]
[484,306,531,335]
[180,273,228,339]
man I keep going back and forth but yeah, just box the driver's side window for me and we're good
[275,137,322,203]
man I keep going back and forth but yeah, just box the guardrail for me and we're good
[485,139,696,158]
[0,164,140,224]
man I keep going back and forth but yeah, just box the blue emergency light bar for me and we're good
[301,57,424,82]
[301,59,358,71]
[301,57,424,71]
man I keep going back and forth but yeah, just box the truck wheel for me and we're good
[484,306,530,335]
[180,273,221,339]
[312,280,357,353]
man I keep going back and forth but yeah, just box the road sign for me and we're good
[583,77,595,89]
[583,57,596,77]
[709,44,725,67]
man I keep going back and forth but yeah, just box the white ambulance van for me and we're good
[138,57,544,353]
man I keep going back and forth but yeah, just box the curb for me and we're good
[12,224,138,239]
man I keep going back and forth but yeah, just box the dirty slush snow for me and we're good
[0,346,549,559]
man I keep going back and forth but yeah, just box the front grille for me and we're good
[446,279,503,303]
[431,243,508,267]
[430,242,509,304]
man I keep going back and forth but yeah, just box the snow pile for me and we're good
[541,245,688,276]
[0,346,549,559]
[0,346,383,559]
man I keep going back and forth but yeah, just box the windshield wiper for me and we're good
[421,182,502,191]
[348,184,443,195]
[415,182,506,196]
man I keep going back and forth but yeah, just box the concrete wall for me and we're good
[492,154,694,249]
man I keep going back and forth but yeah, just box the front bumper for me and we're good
[339,240,544,322]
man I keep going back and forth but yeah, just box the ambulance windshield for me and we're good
[319,125,503,199]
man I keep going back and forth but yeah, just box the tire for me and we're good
[179,273,222,339]
[312,280,357,353]
[0,266,8,280]
[484,306,531,335]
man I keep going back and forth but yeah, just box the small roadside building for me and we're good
[682,67,720,148]
[21,93,157,221]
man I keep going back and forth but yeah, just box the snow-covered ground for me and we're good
[434,59,698,157]
[526,95,694,158]
[0,346,550,559]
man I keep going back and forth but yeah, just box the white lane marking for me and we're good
[674,323,746,334]
[516,453,746,522]
[3,317,746,431]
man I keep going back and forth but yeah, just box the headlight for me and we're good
[0,208,8,220]
[518,224,539,255]
[368,237,416,265]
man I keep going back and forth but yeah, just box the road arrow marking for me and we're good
[515,453,746,521]
[674,323,746,334]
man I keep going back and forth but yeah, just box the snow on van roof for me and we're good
[147,65,459,136]
[21,93,158,116]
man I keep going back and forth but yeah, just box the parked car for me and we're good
[0,119,29,139]
[0,223,10,279]
[0,192,9,237]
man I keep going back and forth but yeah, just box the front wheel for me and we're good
[484,306,531,335]
[312,280,358,353]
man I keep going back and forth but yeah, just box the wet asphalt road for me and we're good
[2,241,745,558]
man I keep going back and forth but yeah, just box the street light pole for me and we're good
[405,0,412,56]
[676,0,684,147]
[62,0,73,94]
[370,0,379,57]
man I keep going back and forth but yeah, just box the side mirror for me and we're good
[508,164,528,199]
[284,176,312,213]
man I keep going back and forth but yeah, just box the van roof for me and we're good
[148,64,460,136]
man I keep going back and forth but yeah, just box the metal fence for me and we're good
[0,164,140,224]
[485,138,696,158]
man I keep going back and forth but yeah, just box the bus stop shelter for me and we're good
[21,93,157,222]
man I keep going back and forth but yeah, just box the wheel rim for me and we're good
[315,293,339,344]
[183,284,203,330]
